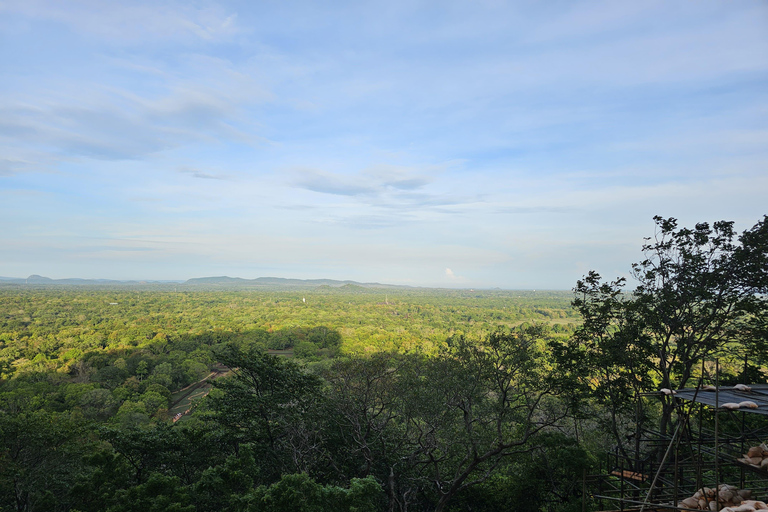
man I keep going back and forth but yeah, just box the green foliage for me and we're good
[318,326,572,511]
[192,446,256,512]
[80,387,120,420]
[0,287,576,378]
[293,340,319,359]
[208,344,324,481]
[106,473,194,512]
[559,215,768,458]
[0,407,88,512]
[246,473,384,512]
[0,285,591,511]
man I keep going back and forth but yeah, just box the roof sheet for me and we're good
[672,384,768,416]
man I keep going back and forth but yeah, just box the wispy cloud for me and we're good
[290,165,434,197]
[291,168,376,196]
[0,0,241,43]
[178,167,231,180]
[365,165,434,190]
[0,157,39,176]
[0,56,271,167]
[286,164,484,226]
[494,205,581,215]
[336,214,416,230]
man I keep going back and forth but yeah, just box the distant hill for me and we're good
[0,274,408,290]
[183,276,408,289]
[0,275,182,286]
[0,275,568,292]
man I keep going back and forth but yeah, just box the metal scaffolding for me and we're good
[586,361,768,512]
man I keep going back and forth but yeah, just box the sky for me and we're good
[1,0,767,289]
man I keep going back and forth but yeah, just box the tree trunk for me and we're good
[388,467,397,512]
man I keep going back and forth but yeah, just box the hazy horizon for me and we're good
[2,1,767,289]
[0,273,574,291]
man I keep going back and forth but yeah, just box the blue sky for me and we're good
[1,0,767,288]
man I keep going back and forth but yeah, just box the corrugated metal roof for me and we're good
[672,384,768,415]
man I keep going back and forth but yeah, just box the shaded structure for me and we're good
[587,367,768,512]
[675,385,768,416]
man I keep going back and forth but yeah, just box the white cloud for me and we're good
[290,165,437,197]
[0,55,271,166]
[0,0,241,43]
[444,267,468,283]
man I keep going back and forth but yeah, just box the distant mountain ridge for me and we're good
[0,274,408,289]
[183,276,407,289]
[0,275,182,285]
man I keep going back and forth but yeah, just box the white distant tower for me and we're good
[303,297,306,303]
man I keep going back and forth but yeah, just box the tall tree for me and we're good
[207,344,324,482]
[319,328,570,512]
[322,353,405,482]
[0,408,86,512]
[395,326,569,512]
[565,215,768,439]
[558,271,654,461]
[734,216,768,357]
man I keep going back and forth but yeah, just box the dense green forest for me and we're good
[1,216,766,512]
[0,286,582,511]
[0,286,578,376]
